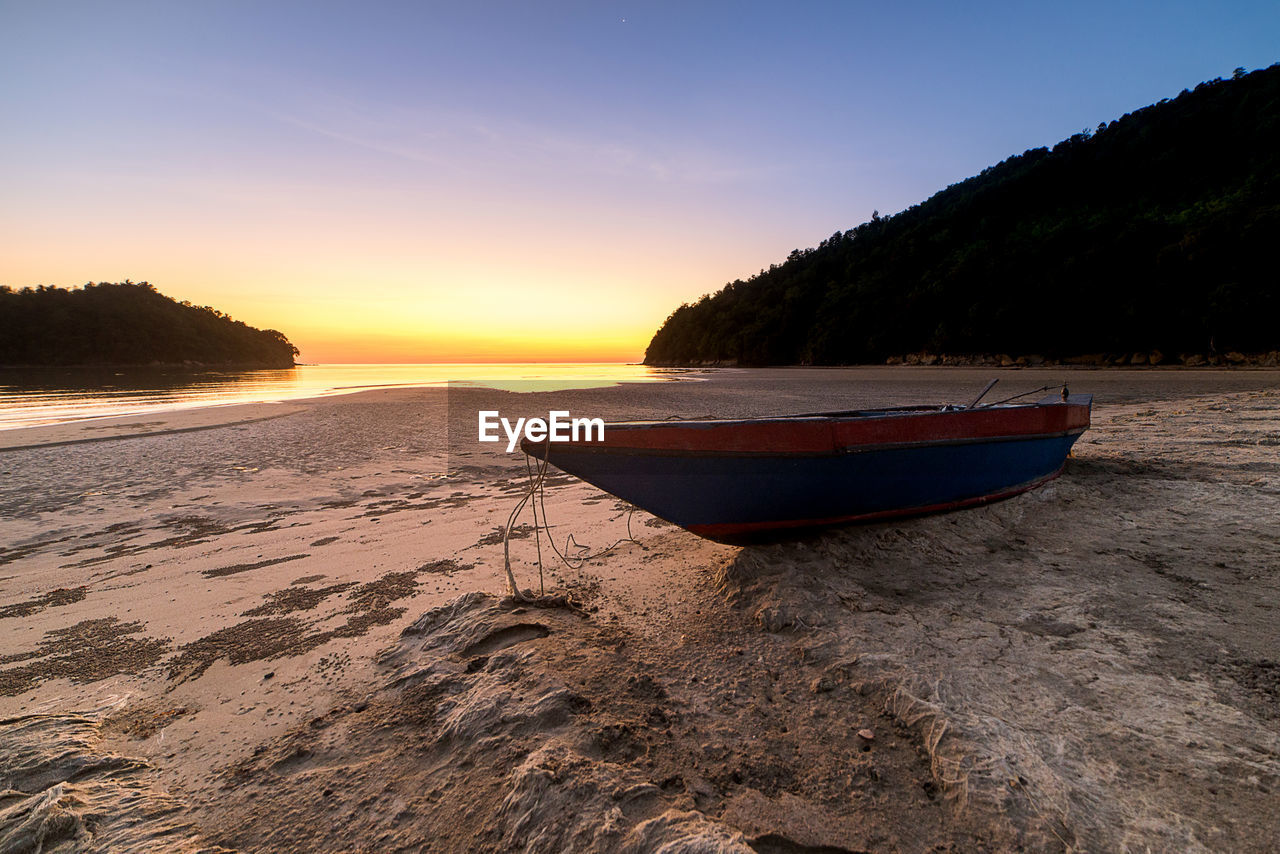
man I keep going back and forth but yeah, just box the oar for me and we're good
[966,378,999,409]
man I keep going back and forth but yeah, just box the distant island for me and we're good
[0,281,299,368]
[645,65,1280,368]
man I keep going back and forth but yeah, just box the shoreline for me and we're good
[0,361,298,370]
[647,350,1280,369]
[6,364,1280,453]
[0,386,440,452]
[0,403,309,452]
[0,362,680,440]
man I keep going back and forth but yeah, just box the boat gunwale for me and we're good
[527,426,1089,459]
[572,396,1091,432]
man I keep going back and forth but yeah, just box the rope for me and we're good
[525,452,545,596]
[527,445,639,566]
[500,462,540,602]
[501,441,639,599]
[982,385,1054,407]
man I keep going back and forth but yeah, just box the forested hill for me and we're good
[0,282,299,368]
[644,64,1280,367]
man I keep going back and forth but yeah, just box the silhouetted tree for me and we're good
[0,282,300,367]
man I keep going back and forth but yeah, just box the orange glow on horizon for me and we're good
[0,223,754,363]
[0,179,786,363]
[296,328,649,364]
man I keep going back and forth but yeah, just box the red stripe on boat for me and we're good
[555,400,1090,456]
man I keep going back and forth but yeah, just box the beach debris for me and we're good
[0,618,170,698]
[101,703,195,740]
[500,450,638,603]
[810,674,836,694]
[0,585,88,619]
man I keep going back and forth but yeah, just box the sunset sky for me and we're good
[3,1,1277,363]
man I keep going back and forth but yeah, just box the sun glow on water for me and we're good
[0,363,692,431]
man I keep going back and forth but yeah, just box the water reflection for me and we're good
[0,364,680,430]
[0,366,299,395]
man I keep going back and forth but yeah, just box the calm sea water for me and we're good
[0,363,682,430]
[5,363,1278,432]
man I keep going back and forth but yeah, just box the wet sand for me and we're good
[2,368,1279,852]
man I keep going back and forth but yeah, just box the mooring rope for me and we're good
[500,459,541,602]
[982,385,1055,407]
[501,441,639,600]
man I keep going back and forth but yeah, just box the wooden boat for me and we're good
[521,391,1092,544]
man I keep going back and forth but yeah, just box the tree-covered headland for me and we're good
[644,65,1280,367]
[0,281,299,368]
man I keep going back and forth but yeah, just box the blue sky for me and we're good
[2,1,1276,360]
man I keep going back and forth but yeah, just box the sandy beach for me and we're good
[2,367,1279,852]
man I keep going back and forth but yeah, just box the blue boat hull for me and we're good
[539,432,1082,542]
[522,394,1092,542]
